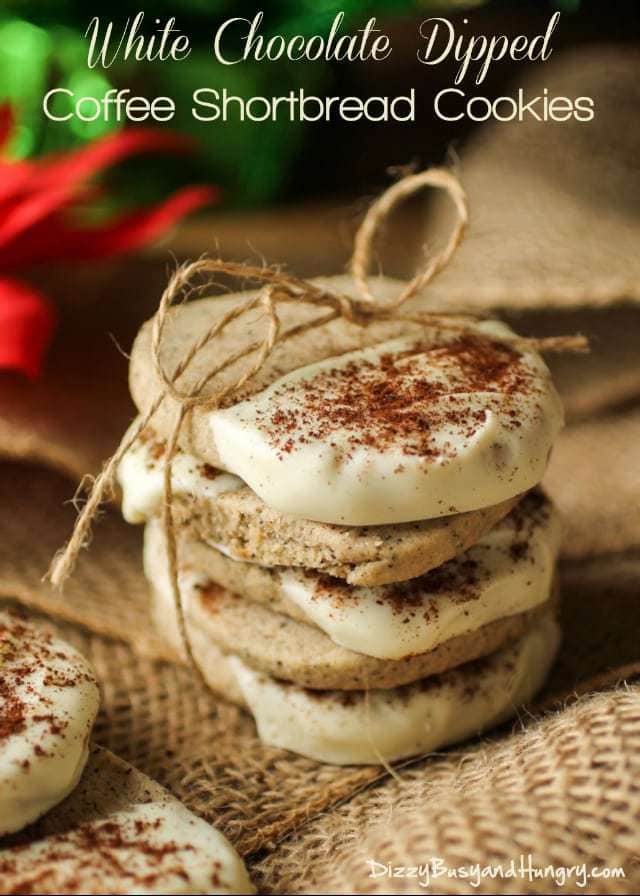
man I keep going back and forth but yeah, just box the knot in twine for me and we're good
[47,167,587,689]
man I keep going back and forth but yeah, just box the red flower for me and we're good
[0,105,217,378]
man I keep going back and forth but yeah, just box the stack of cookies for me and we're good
[118,276,564,765]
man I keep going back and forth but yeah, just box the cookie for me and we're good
[129,275,563,525]
[0,611,99,836]
[0,744,253,894]
[144,490,559,662]
[151,602,560,765]
[119,426,520,586]
[130,275,423,462]
[119,272,564,765]
[147,547,553,691]
[229,611,561,765]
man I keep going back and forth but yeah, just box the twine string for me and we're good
[351,168,469,308]
[46,167,587,697]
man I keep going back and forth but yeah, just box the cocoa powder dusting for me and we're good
[0,612,94,758]
[307,555,483,623]
[303,491,547,623]
[257,335,540,461]
[0,812,226,893]
[0,690,25,741]
[200,463,222,480]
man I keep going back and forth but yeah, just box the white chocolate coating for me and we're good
[0,801,253,895]
[209,322,564,525]
[229,612,560,765]
[143,486,558,662]
[279,493,560,659]
[0,612,99,835]
[117,424,242,525]
[149,571,559,766]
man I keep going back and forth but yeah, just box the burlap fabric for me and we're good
[0,471,383,856]
[0,463,638,873]
[425,46,640,312]
[3,539,639,886]
[1,45,639,892]
[544,409,640,560]
[253,686,640,894]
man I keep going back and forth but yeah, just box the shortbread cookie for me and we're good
[119,426,520,586]
[145,491,559,662]
[130,275,426,455]
[229,611,561,765]
[147,551,553,690]
[0,744,254,895]
[130,276,563,525]
[0,611,99,836]
[151,599,560,765]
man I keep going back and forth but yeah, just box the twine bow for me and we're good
[47,167,587,685]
